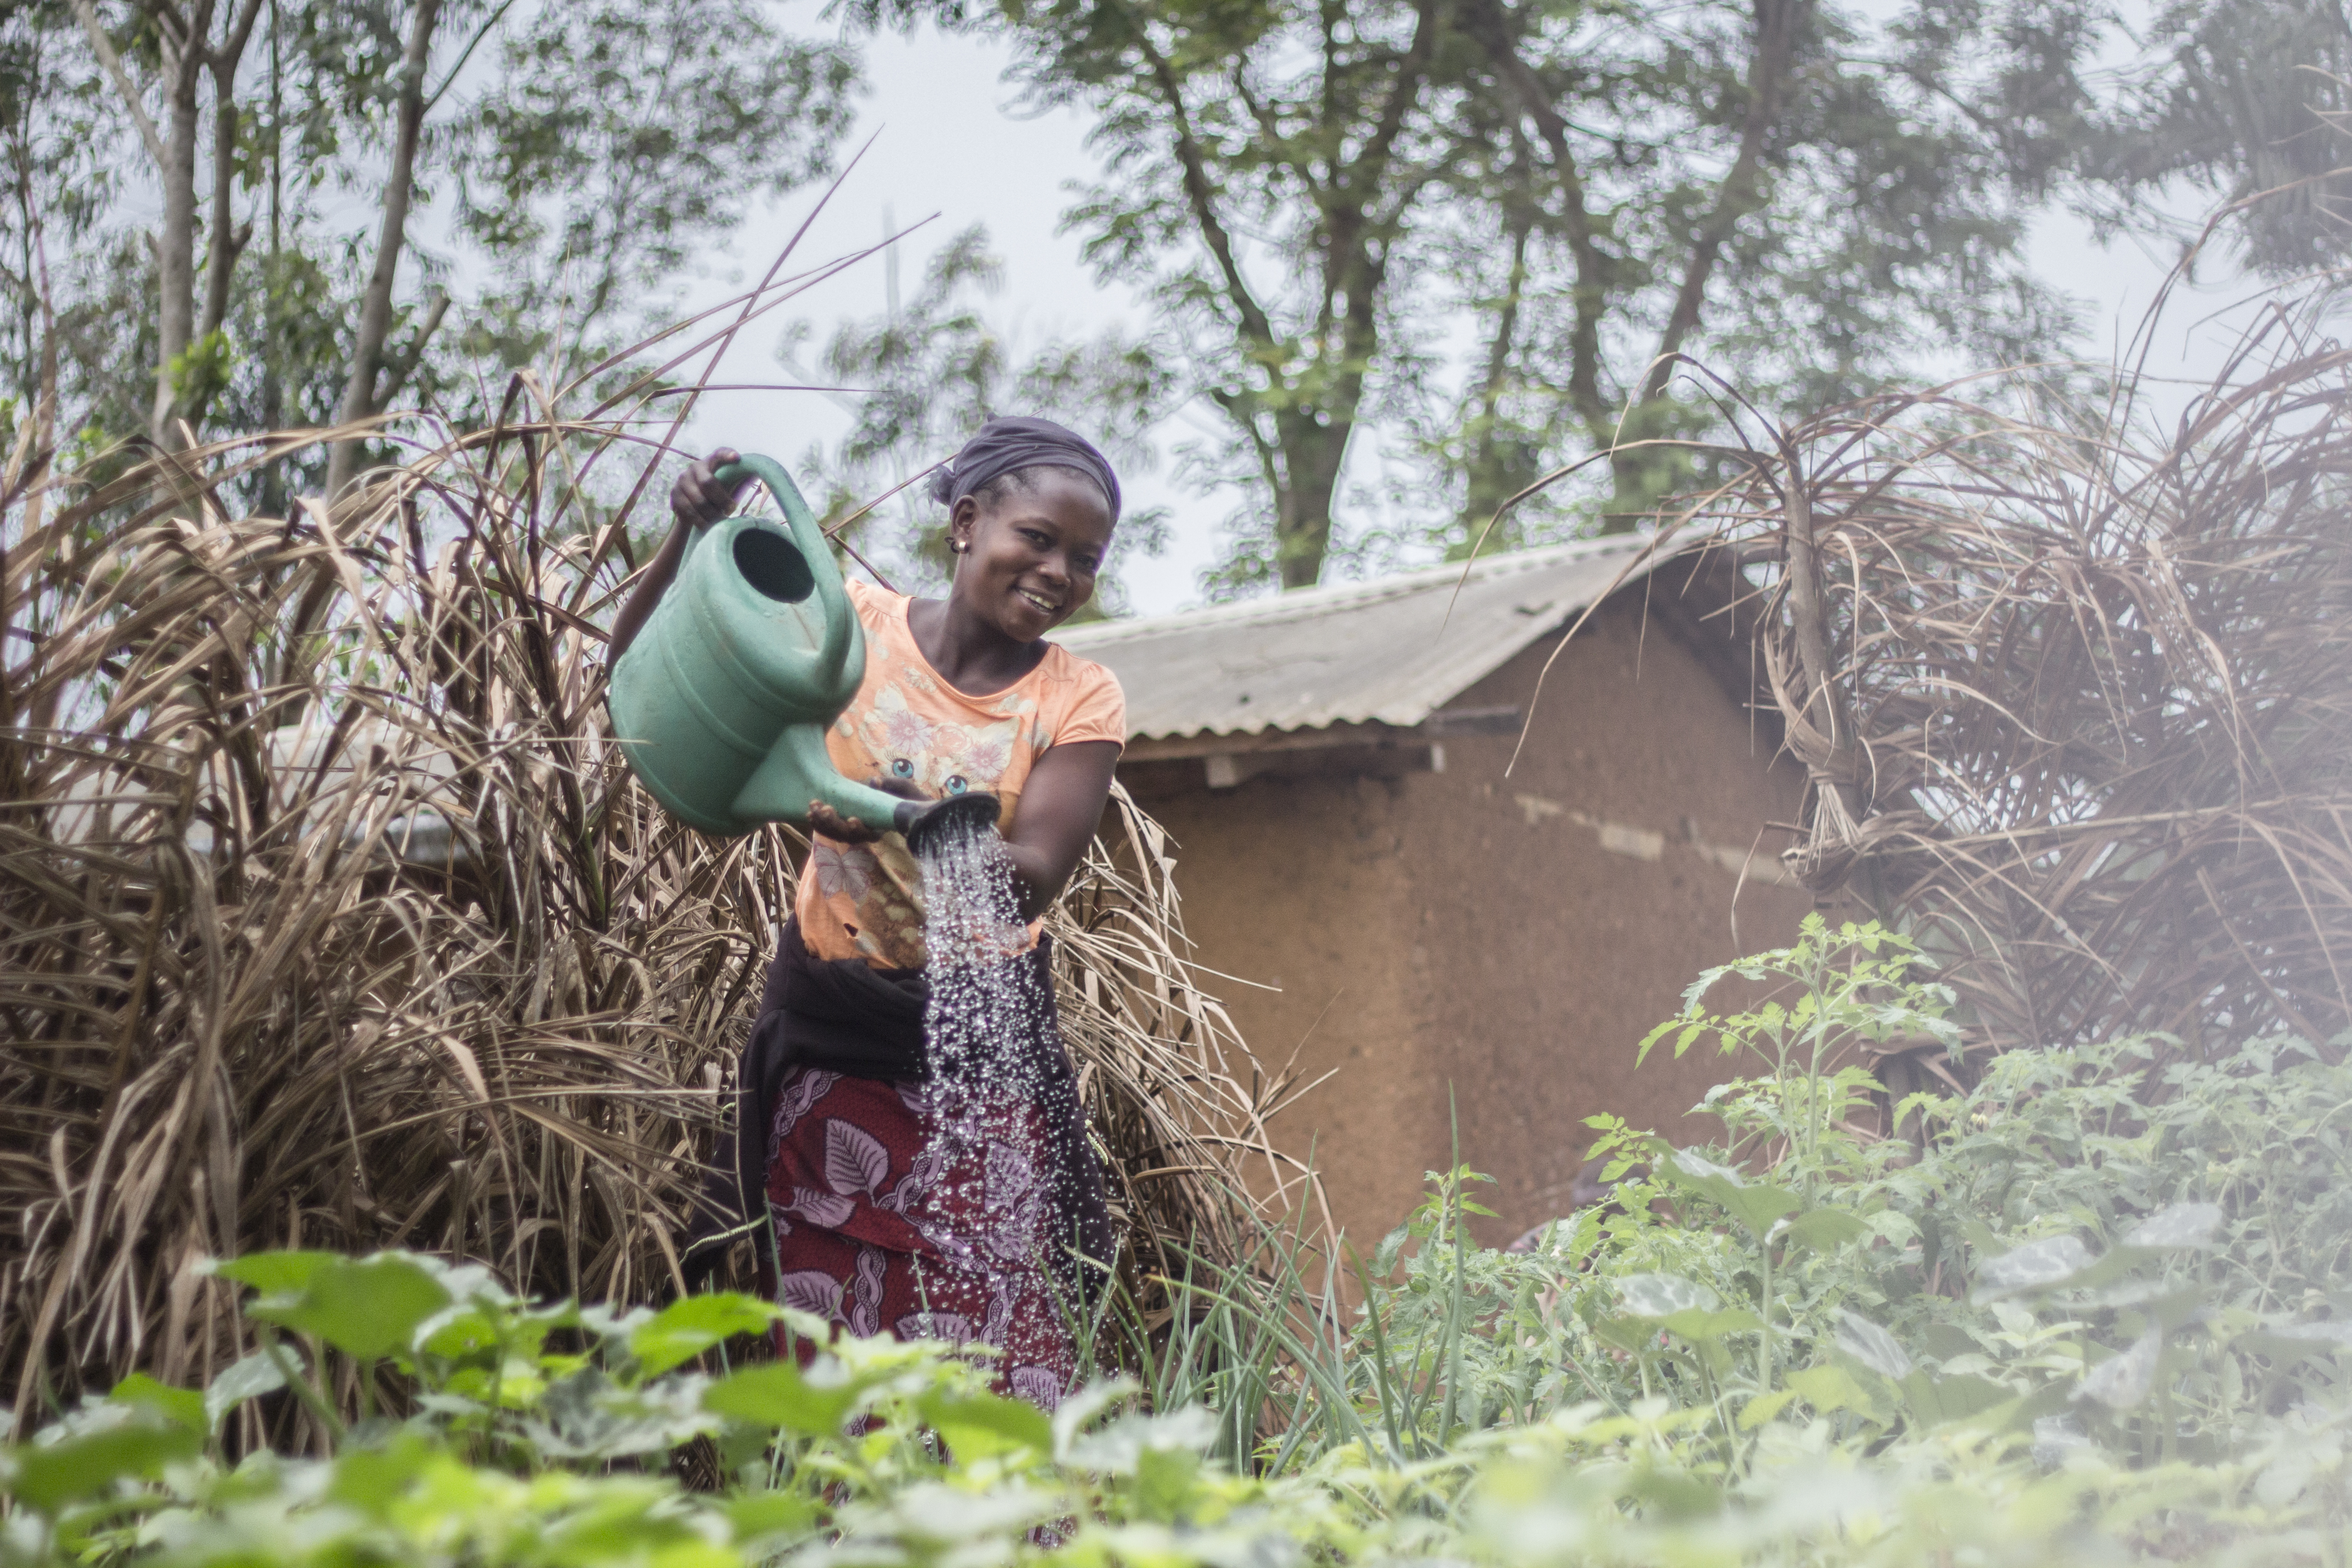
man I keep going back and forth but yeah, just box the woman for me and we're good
[616,418,1126,1408]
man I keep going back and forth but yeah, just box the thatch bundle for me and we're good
[0,415,1294,1426]
[1665,300,2352,1054]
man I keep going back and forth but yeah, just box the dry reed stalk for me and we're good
[1655,296,2352,1055]
[0,407,1296,1428]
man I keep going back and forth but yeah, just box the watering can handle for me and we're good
[711,455,856,687]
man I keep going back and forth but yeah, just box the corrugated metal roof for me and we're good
[1058,535,1659,742]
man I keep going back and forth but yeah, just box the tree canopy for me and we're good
[5,0,2346,594]
[845,0,2351,588]
[1,0,854,507]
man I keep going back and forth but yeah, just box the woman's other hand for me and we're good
[808,776,928,844]
[671,447,747,529]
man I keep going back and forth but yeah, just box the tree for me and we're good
[11,0,858,514]
[55,0,480,467]
[858,0,2097,587]
[2082,0,2352,282]
[847,0,1458,591]
[71,0,269,448]
[1,4,115,514]
[1418,0,2097,539]
[451,0,858,409]
[786,224,1171,609]
[322,0,449,499]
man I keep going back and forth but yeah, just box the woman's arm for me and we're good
[1000,740,1121,919]
[610,448,746,661]
[808,740,1121,920]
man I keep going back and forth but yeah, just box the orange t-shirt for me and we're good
[794,580,1127,968]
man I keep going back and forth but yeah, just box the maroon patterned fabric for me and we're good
[764,1063,1087,1409]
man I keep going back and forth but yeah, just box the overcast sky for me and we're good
[677,20,2268,619]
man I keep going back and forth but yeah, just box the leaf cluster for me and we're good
[0,1251,1332,1568]
[10,922,2352,1564]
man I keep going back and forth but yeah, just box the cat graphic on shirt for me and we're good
[851,682,1025,804]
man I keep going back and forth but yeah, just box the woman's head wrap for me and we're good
[927,416,1121,523]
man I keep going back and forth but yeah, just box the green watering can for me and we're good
[607,454,996,850]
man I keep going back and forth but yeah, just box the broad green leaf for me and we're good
[1594,1315,1666,1354]
[1972,1235,2095,1301]
[108,1374,204,1434]
[629,1294,783,1379]
[1616,1273,1720,1320]
[2121,1202,2224,1251]
[1657,1149,1799,1241]
[704,1361,864,1436]
[1135,1443,1205,1522]
[245,1254,453,1361]
[4,1419,200,1513]
[1784,1363,1873,1417]
[2077,1330,2161,1411]
[918,1389,1054,1462]
[726,1490,821,1540]
[1739,1388,1798,1429]
[524,1368,717,1459]
[1833,1309,1913,1380]
[2248,1321,2352,1363]
[1784,1209,1868,1253]
[416,1303,543,1364]
[856,1479,1061,1544]
[1625,1463,1721,1520]
[1899,1371,2014,1426]
[206,1250,340,1296]
[1661,1307,1764,1344]
[1050,1380,1138,1464]
[327,1435,432,1516]
[1063,1405,1216,1475]
[201,1352,288,1432]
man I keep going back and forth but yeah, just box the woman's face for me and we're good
[948,469,1115,641]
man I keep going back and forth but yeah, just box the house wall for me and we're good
[1125,593,1814,1247]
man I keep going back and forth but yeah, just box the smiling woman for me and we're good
[622,418,1130,1409]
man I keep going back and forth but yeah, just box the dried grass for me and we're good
[1654,294,2352,1054]
[0,406,1301,1427]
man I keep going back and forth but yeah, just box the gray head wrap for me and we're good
[926,416,1122,523]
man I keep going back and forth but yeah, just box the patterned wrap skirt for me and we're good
[764,1062,1094,1408]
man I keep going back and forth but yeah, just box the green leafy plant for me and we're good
[11,923,2351,1565]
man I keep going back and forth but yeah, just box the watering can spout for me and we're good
[901,791,1003,857]
[606,452,935,839]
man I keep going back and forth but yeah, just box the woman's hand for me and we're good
[610,449,751,661]
[672,447,747,529]
[808,776,928,845]
[804,743,1119,921]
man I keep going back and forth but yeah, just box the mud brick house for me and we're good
[1060,539,1813,1245]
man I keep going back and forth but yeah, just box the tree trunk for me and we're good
[77,0,244,451]
[192,2,264,413]
[1132,0,1438,590]
[29,194,57,540]
[151,37,204,449]
[1464,0,1808,534]
[1601,0,1806,530]
[1272,418,1349,589]
[326,0,441,500]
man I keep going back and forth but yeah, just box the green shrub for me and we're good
[8,920,2349,1565]
[0,1250,1335,1568]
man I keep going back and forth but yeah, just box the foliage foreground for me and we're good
[5,922,2349,1566]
